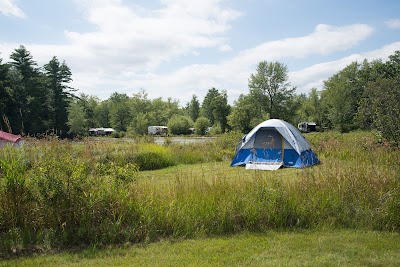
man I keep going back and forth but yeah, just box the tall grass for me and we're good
[0,131,399,257]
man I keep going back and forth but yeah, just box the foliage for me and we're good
[44,56,75,134]
[295,88,321,124]
[194,117,209,135]
[74,94,101,128]
[167,115,193,135]
[201,88,230,132]
[358,78,400,145]
[186,94,200,122]
[321,62,364,132]
[129,112,149,135]
[0,46,74,136]
[248,61,295,119]
[228,94,269,133]
[134,144,175,170]
[108,93,131,132]
[5,46,46,134]
[93,100,110,127]
[67,100,89,136]
[0,132,399,257]
[2,46,400,139]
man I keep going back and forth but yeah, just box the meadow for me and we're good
[0,131,399,260]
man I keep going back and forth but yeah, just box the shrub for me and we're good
[167,115,193,135]
[0,132,399,257]
[134,144,175,170]
[134,151,175,170]
[194,117,210,135]
[209,124,222,135]
[358,78,400,145]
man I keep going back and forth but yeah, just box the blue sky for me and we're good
[1,0,400,105]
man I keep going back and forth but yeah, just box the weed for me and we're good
[0,131,399,257]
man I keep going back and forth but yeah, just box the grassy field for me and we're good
[0,131,399,263]
[2,230,399,266]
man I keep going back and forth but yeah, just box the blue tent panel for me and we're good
[231,148,319,168]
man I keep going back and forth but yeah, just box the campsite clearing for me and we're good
[0,131,399,261]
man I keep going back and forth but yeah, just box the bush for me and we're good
[134,144,176,170]
[134,151,175,170]
[209,124,222,135]
[194,117,210,135]
[1,132,399,256]
[111,131,125,138]
[167,115,193,135]
[358,78,400,145]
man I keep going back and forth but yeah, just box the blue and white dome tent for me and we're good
[230,119,319,170]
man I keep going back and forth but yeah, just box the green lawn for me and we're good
[137,161,302,184]
[2,230,399,267]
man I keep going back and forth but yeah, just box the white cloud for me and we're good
[66,22,380,104]
[134,23,377,103]
[0,0,25,18]
[219,44,233,52]
[0,0,241,100]
[290,42,400,95]
[62,0,241,74]
[385,19,400,29]
[1,0,397,106]
[229,24,374,68]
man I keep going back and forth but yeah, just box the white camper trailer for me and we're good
[148,126,168,135]
[298,122,317,133]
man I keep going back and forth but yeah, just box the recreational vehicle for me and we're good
[148,126,168,135]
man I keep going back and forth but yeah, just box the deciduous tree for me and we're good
[201,88,230,132]
[248,61,295,119]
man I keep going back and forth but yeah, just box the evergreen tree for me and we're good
[0,58,13,131]
[9,45,49,134]
[201,88,219,125]
[186,94,200,122]
[44,56,75,135]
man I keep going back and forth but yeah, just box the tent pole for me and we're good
[281,134,284,163]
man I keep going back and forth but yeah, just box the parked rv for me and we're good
[188,128,196,135]
[297,122,317,133]
[148,126,168,135]
[89,128,116,136]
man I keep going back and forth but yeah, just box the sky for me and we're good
[1,0,400,105]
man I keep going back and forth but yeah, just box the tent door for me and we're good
[249,128,284,166]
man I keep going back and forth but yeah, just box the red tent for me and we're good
[0,130,24,147]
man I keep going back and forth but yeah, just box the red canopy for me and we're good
[0,130,22,143]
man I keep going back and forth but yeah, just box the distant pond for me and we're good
[154,136,217,145]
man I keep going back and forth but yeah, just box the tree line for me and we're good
[1,46,399,144]
[0,45,74,136]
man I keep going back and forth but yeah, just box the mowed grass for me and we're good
[2,230,399,267]
[137,160,299,185]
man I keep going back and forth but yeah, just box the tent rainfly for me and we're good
[230,119,319,170]
[0,130,24,148]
